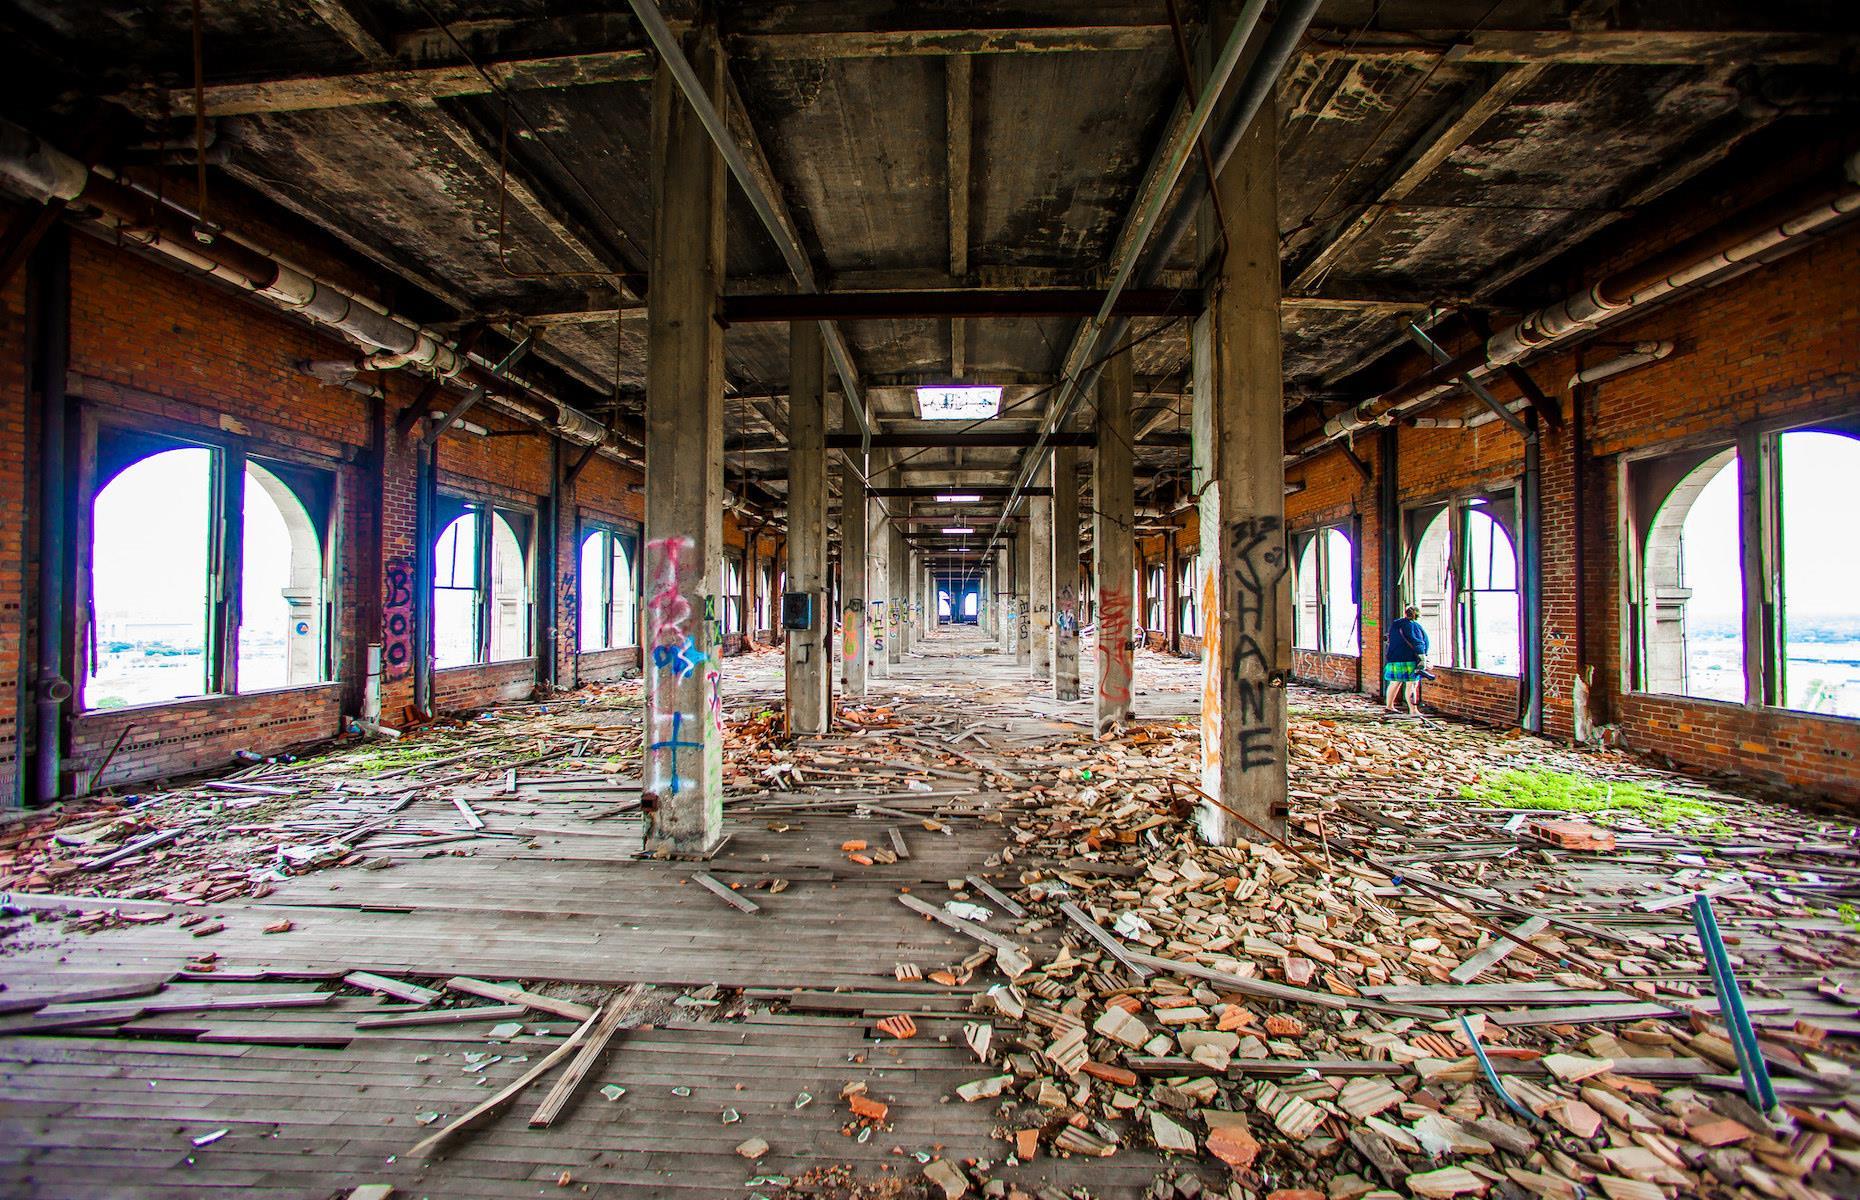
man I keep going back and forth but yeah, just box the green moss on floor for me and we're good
[1461,766,1727,831]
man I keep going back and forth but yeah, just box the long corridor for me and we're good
[3,626,1857,1198]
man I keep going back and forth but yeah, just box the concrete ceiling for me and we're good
[4,0,1856,545]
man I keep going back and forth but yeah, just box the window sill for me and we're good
[78,681,341,717]
[436,659,536,674]
[1430,666,1522,683]
[1625,690,1858,723]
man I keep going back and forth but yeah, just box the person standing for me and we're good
[1383,605,1429,713]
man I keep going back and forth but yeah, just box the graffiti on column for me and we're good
[1056,583,1078,634]
[1226,515,1288,772]
[383,556,414,677]
[869,599,885,652]
[842,598,862,663]
[645,535,706,798]
[1098,585,1133,706]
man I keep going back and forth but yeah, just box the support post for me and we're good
[1028,459,1054,676]
[867,456,890,680]
[906,551,920,652]
[1051,446,1082,699]
[840,410,868,700]
[643,25,728,855]
[1190,86,1289,844]
[1095,346,1136,727]
[1014,533,1031,666]
[887,517,905,665]
[784,320,830,735]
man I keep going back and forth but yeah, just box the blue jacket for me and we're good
[1386,617,1429,664]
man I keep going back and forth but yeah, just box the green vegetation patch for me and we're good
[1461,767,1725,829]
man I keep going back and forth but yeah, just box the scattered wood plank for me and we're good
[691,872,761,914]
[1124,950,1354,1011]
[344,971,441,1006]
[0,975,172,1016]
[528,985,645,1127]
[355,1004,530,1029]
[967,875,1026,918]
[897,892,1021,954]
[1449,916,1550,983]
[1058,901,1153,979]
[444,977,594,1021]
[887,826,911,860]
[408,1012,599,1157]
[451,796,485,830]
[82,828,182,870]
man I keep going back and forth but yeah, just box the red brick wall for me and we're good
[434,660,535,712]
[11,233,649,792]
[70,685,344,790]
[1270,218,1860,802]
[0,266,29,802]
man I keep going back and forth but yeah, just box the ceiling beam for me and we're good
[946,53,972,378]
[148,48,656,118]
[304,0,392,62]
[721,288,1200,323]
[736,24,1170,59]
[1288,64,1547,294]
[1304,27,1860,67]
[869,486,1052,498]
[826,431,1095,449]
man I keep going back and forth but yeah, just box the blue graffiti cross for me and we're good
[650,711,704,795]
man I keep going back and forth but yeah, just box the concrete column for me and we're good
[642,29,727,855]
[906,551,920,653]
[998,554,1011,650]
[866,464,889,680]
[1191,91,1289,844]
[1028,461,1054,675]
[1014,533,1031,666]
[1051,446,1082,700]
[839,409,868,699]
[784,321,830,736]
[1095,347,1136,727]
[887,519,906,664]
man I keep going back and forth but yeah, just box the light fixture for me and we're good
[915,385,1002,421]
[941,526,974,534]
[934,493,982,503]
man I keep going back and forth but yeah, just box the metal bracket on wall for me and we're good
[422,333,534,447]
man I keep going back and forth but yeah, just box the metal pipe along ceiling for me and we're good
[0,119,624,454]
[1304,151,1860,456]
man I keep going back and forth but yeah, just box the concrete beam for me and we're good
[1095,346,1136,728]
[1191,70,1288,845]
[720,288,1199,323]
[1051,445,1082,700]
[641,27,727,856]
[784,320,830,735]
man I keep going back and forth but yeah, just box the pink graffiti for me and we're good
[646,535,695,650]
[1098,586,1134,706]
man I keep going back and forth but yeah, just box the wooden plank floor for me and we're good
[0,629,1176,1198]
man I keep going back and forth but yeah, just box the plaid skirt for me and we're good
[1383,661,1426,683]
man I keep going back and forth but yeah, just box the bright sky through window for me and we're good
[916,385,1001,420]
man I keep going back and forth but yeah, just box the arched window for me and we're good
[1179,553,1202,637]
[1637,449,1742,701]
[577,527,640,652]
[1778,430,1860,716]
[1405,495,1519,675]
[238,462,326,692]
[433,502,533,668]
[937,591,952,620]
[85,436,330,709]
[87,447,213,707]
[1293,536,1320,650]
[1291,525,1358,654]
[962,590,979,618]
[433,514,480,669]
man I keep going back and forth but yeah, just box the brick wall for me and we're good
[434,660,536,712]
[1266,217,1860,802]
[70,685,344,791]
[0,230,656,796]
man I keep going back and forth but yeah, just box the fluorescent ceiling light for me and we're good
[935,493,982,503]
[916,385,1001,421]
[941,526,974,534]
